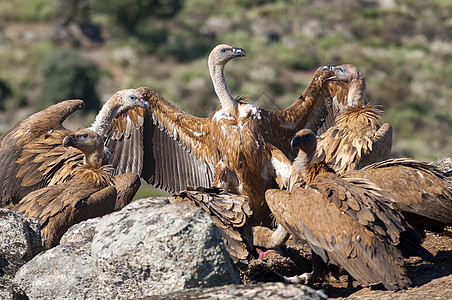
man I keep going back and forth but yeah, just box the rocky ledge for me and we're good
[1,198,324,299]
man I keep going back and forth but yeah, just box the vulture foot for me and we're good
[283,272,312,284]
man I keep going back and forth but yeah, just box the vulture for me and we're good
[344,158,452,235]
[265,129,430,290]
[105,44,338,226]
[12,128,140,249]
[315,64,393,175]
[0,89,148,207]
[169,187,253,264]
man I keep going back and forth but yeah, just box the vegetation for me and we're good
[0,0,451,193]
[39,49,101,111]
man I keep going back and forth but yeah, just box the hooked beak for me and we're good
[232,47,246,57]
[62,135,76,147]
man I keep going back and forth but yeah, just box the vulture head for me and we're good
[291,128,317,160]
[63,128,104,168]
[108,88,149,115]
[331,64,366,106]
[90,88,149,136]
[209,44,246,67]
[208,44,246,116]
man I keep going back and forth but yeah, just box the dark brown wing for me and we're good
[0,100,85,206]
[266,172,428,290]
[315,105,393,175]
[347,158,452,226]
[105,87,215,193]
[169,187,253,264]
[113,172,141,210]
[13,179,117,248]
[263,67,336,153]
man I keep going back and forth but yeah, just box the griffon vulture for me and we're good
[105,44,338,226]
[265,129,430,290]
[12,128,140,249]
[344,158,452,234]
[0,89,148,207]
[315,64,393,175]
[169,187,253,264]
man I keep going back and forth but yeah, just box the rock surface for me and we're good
[0,209,42,278]
[145,282,328,299]
[14,198,241,299]
[0,278,28,300]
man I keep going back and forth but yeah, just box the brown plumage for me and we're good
[265,129,430,290]
[12,129,121,248]
[169,187,253,264]
[0,89,148,207]
[344,158,452,234]
[105,44,338,226]
[315,64,393,175]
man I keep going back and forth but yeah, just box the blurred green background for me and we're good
[0,0,451,198]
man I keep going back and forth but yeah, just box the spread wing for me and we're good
[315,105,393,175]
[265,172,428,290]
[348,158,452,225]
[105,87,216,193]
[13,179,117,248]
[0,100,85,206]
[169,187,253,264]
[263,67,336,153]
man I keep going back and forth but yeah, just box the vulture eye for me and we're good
[81,133,88,139]
[130,95,137,102]
[220,48,228,53]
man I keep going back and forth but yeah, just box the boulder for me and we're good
[14,198,240,299]
[0,209,42,278]
[0,278,28,300]
[144,282,328,299]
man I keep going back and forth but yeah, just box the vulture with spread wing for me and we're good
[315,64,393,175]
[344,158,452,234]
[265,129,430,290]
[0,89,148,207]
[12,128,140,249]
[169,187,253,264]
[105,44,338,226]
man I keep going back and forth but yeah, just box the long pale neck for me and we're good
[209,63,238,115]
[90,102,119,136]
[347,78,366,106]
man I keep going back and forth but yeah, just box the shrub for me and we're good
[39,49,101,111]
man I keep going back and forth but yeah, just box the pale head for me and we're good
[332,64,364,83]
[109,88,149,114]
[208,44,246,67]
[332,64,366,106]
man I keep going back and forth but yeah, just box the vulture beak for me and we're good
[290,135,303,149]
[321,65,335,71]
[232,47,246,57]
[62,135,76,147]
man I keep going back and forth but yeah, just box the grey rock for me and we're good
[0,278,29,300]
[14,197,240,299]
[143,282,328,299]
[0,209,42,278]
